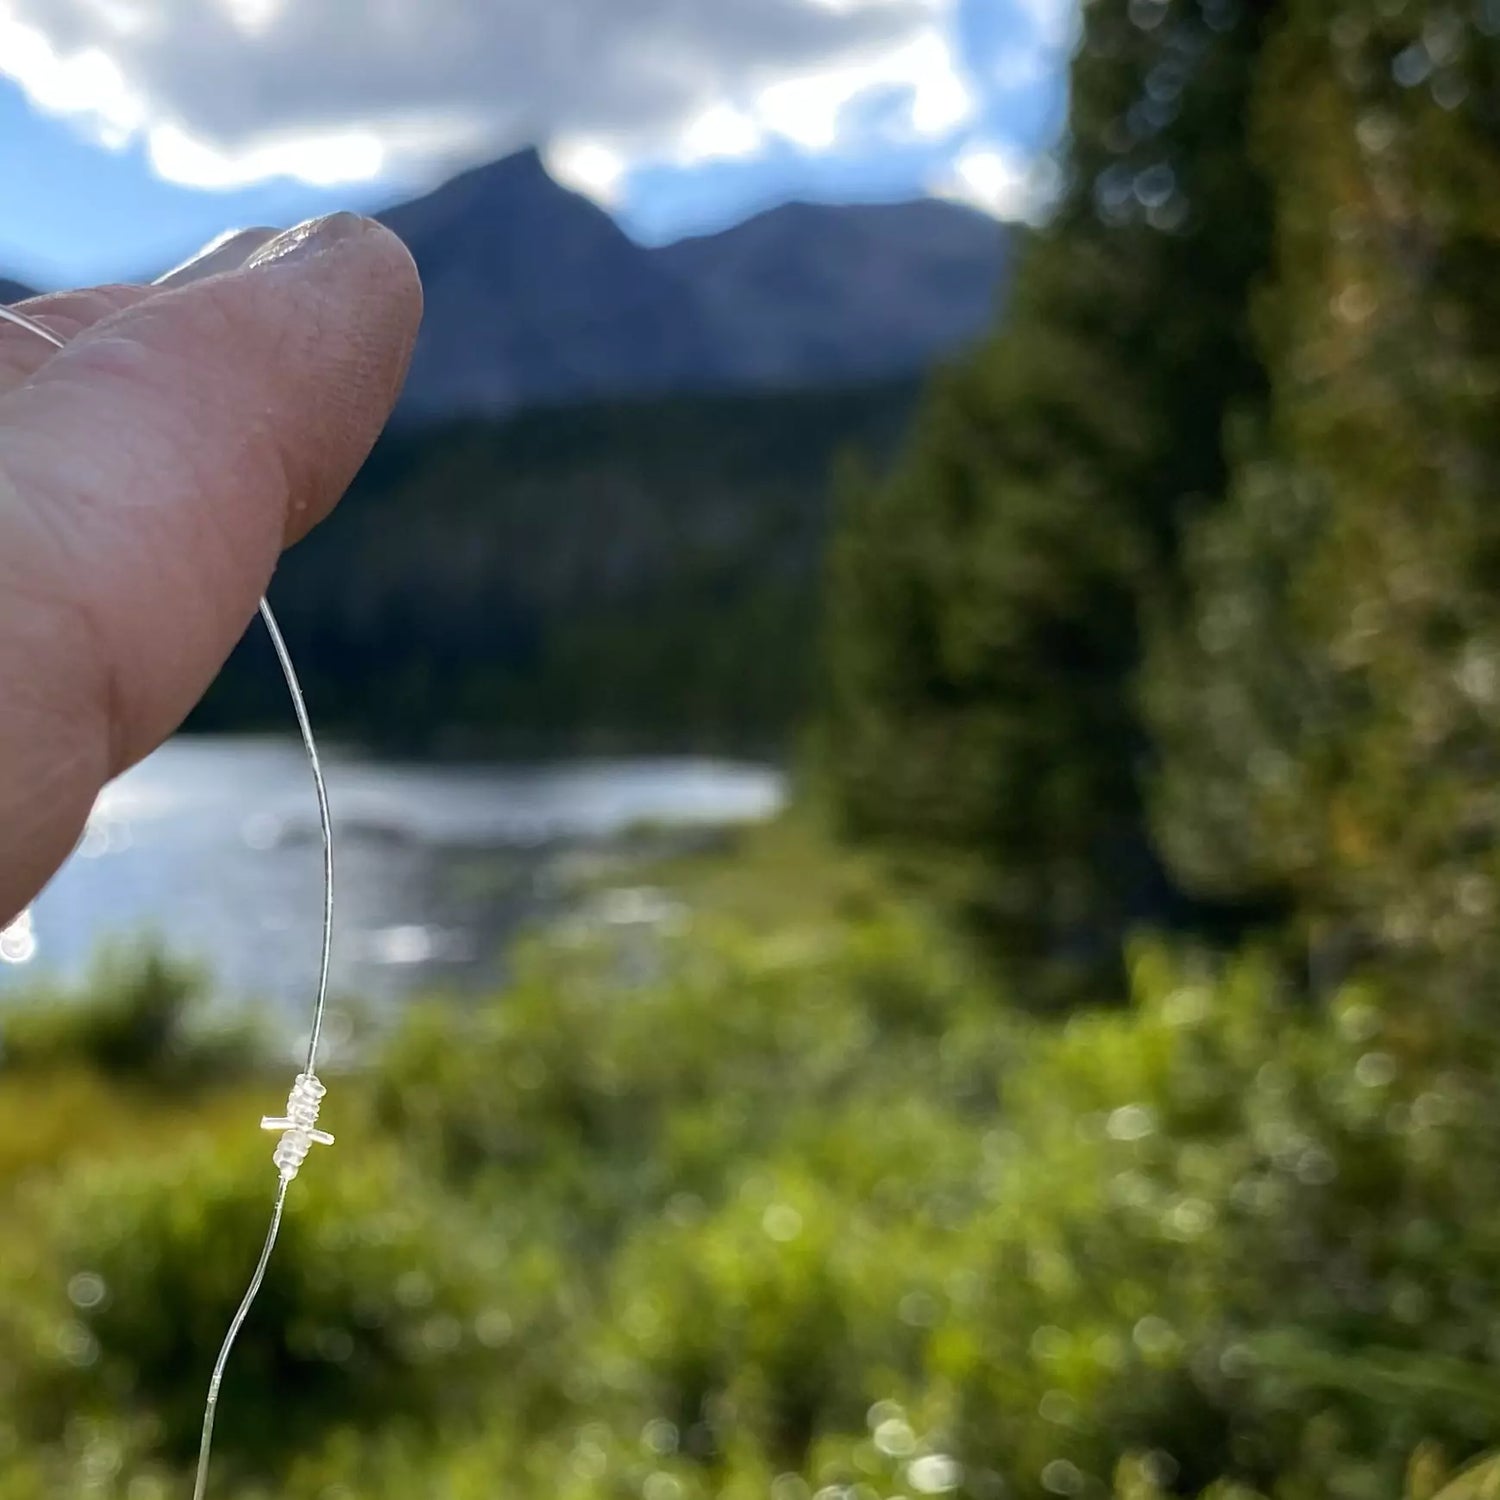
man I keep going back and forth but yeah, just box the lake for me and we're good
[0,737,784,1019]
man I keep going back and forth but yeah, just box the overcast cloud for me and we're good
[0,0,1006,196]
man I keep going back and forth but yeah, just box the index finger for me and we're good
[0,212,421,924]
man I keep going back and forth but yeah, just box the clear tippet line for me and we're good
[257,597,335,1080]
[192,600,334,1500]
[190,1180,288,1500]
[0,301,61,348]
[0,296,338,1500]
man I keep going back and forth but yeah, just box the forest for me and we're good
[193,380,918,755]
[4,1,1500,1496]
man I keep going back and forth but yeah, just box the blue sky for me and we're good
[0,0,1072,290]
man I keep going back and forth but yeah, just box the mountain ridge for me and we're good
[658,196,1004,386]
[2,150,1005,422]
[377,150,723,422]
[376,151,1005,422]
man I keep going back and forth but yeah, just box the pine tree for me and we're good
[820,0,1277,1002]
[1145,0,1500,996]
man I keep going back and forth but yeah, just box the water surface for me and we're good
[0,737,783,1014]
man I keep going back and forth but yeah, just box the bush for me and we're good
[374,907,1005,1242]
[0,943,263,1085]
[5,912,1500,1497]
[0,1133,506,1485]
[369,917,1500,1498]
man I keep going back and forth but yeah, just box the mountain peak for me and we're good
[375,156,1006,422]
[378,149,717,420]
[445,145,553,194]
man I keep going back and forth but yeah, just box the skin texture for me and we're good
[0,213,423,926]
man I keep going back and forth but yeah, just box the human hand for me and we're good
[0,214,422,926]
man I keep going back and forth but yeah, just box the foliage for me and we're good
[4,906,1500,1497]
[6,1,1500,1496]
[0,1139,499,1482]
[818,0,1276,1001]
[1143,0,1500,1000]
[374,902,1004,1245]
[0,943,262,1086]
[193,380,917,756]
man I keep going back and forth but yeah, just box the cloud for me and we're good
[930,140,1047,222]
[0,0,983,191]
[752,26,974,151]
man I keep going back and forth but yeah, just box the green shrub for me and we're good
[0,943,263,1085]
[5,911,1500,1497]
[0,1132,507,1486]
[369,915,1500,1497]
[375,908,1005,1241]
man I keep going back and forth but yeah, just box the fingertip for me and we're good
[226,212,424,541]
[153,226,282,287]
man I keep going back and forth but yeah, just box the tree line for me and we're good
[818,0,1500,1009]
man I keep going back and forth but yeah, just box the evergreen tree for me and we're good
[1145,0,1500,996]
[820,0,1276,1001]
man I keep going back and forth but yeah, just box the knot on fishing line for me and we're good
[261,1072,334,1181]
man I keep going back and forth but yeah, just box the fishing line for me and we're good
[0,297,338,1499]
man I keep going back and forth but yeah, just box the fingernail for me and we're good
[244,212,372,271]
[154,227,281,287]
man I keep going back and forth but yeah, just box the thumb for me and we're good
[0,212,421,923]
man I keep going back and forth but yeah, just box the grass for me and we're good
[627,807,894,930]
[5,855,1500,1498]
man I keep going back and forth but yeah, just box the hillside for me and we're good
[4,152,1003,422]
[658,197,1004,385]
[377,151,721,422]
[376,150,1004,421]
[194,377,920,753]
